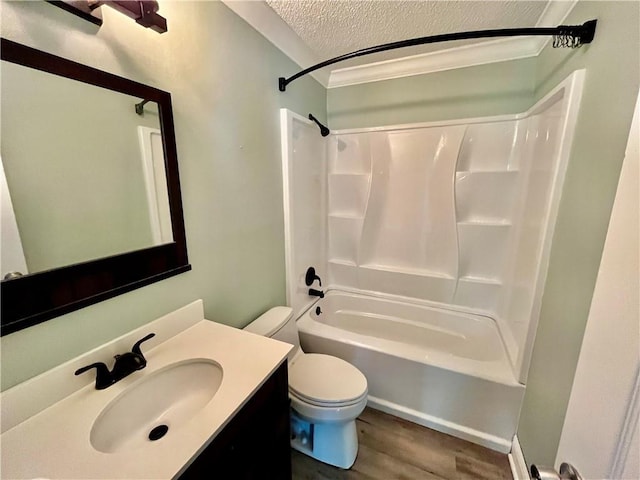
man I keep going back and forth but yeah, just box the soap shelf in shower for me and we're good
[328,215,364,264]
[328,173,371,218]
[329,172,371,179]
[455,169,520,175]
[360,263,456,279]
[454,276,503,312]
[454,159,518,285]
[328,260,458,282]
[328,261,458,305]
[329,259,357,267]
[457,223,510,280]
[327,170,370,265]
[457,220,512,227]
[455,170,519,224]
[458,275,502,285]
[328,213,365,220]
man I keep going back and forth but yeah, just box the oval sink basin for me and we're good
[90,359,223,453]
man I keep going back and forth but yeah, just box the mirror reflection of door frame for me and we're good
[0,155,28,278]
[138,126,172,245]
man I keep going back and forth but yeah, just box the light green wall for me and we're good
[327,58,536,129]
[0,0,326,390]
[3,4,637,471]
[518,1,639,466]
[2,62,159,272]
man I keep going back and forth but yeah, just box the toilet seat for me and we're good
[289,390,367,424]
[289,353,368,407]
[290,389,368,408]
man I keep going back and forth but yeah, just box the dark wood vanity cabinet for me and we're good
[178,361,291,480]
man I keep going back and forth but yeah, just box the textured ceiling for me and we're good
[265,1,549,68]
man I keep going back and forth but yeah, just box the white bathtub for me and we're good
[297,290,525,452]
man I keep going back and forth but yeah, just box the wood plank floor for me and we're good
[291,408,513,480]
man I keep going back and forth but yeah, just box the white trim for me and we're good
[327,0,578,88]
[534,0,580,54]
[0,155,28,277]
[516,69,586,383]
[280,108,315,308]
[328,36,540,88]
[609,89,640,477]
[225,0,577,89]
[138,126,172,245]
[280,109,295,307]
[367,395,513,453]
[509,435,531,480]
[610,367,640,478]
[607,91,640,479]
[221,0,329,87]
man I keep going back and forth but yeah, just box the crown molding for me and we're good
[533,0,579,54]
[328,0,578,88]
[327,36,541,88]
[224,0,578,90]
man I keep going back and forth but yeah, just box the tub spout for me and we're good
[308,288,324,298]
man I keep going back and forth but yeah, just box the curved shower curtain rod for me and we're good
[278,19,597,92]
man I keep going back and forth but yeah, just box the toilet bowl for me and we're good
[244,306,368,469]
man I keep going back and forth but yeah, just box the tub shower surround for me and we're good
[281,71,584,450]
[326,104,559,381]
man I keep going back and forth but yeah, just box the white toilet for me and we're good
[244,306,368,469]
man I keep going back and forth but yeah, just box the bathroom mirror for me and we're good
[0,38,190,335]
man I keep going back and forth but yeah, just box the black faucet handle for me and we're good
[132,333,155,357]
[74,362,114,390]
[75,362,107,376]
[305,267,322,287]
[308,288,325,298]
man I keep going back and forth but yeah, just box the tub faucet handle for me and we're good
[305,267,322,287]
[308,288,324,298]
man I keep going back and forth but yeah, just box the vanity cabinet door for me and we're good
[178,361,291,480]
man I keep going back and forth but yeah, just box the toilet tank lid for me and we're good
[243,306,293,337]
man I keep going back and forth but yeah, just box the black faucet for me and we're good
[306,267,324,298]
[75,333,155,390]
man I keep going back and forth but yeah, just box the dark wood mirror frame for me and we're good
[1,38,191,335]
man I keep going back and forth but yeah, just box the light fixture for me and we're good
[46,1,168,33]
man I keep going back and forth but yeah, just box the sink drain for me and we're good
[148,424,169,441]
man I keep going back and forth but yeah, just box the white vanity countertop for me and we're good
[1,303,292,479]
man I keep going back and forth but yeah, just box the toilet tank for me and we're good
[243,306,301,361]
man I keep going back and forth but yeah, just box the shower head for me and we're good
[309,114,330,137]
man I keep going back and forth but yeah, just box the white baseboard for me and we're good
[367,395,512,453]
[508,435,531,480]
